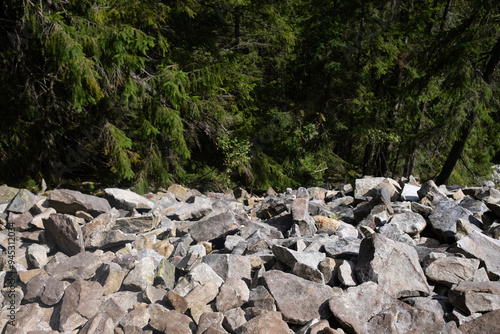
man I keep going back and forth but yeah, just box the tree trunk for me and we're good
[435,111,477,185]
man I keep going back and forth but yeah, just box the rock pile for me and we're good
[1,177,500,333]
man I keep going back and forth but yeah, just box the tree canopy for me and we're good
[1,0,500,192]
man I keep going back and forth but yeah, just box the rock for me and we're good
[48,189,111,217]
[291,187,317,237]
[379,223,416,246]
[26,244,48,268]
[43,213,85,256]
[202,254,251,282]
[403,295,453,319]
[338,260,357,287]
[0,185,19,204]
[263,270,335,325]
[46,251,102,281]
[458,309,500,334]
[354,177,386,200]
[324,237,361,259]
[24,272,49,302]
[355,233,432,298]
[417,180,448,201]
[239,312,290,334]
[215,277,250,312]
[165,290,189,314]
[30,207,56,229]
[425,256,480,287]
[94,262,126,295]
[113,215,161,234]
[8,211,33,231]
[453,230,500,276]
[149,305,195,334]
[271,244,325,269]
[154,258,176,290]
[189,211,239,242]
[197,312,227,334]
[168,184,193,202]
[185,280,219,309]
[119,303,150,329]
[80,313,115,334]
[3,303,45,332]
[247,285,276,311]
[328,282,446,334]
[83,208,121,249]
[59,279,104,332]
[313,215,340,232]
[41,276,67,306]
[6,189,39,214]
[122,256,155,291]
[388,211,426,236]
[400,183,420,201]
[428,199,481,243]
[104,188,154,212]
[167,196,213,221]
[449,281,500,315]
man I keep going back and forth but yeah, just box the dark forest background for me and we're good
[2,0,500,193]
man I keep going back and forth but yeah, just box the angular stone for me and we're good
[94,262,126,295]
[98,291,140,325]
[417,180,448,201]
[0,185,19,204]
[215,277,250,312]
[454,231,500,276]
[6,189,39,214]
[239,312,290,334]
[119,304,150,329]
[24,272,49,302]
[196,312,227,334]
[202,254,251,282]
[355,234,432,298]
[247,286,276,311]
[59,279,104,332]
[167,196,213,221]
[458,309,500,334]
[329,282,445,334]
[400,183,420,201]
[354,177,386,200]
[165,290,189,314]
[154,258,176,290]
[113,215,161,234]
[168,184,193,202]
[41,276,67,306]
[263,270,335,325]
[189,211,239,243]
[8,211,33,231]
[48,189,111,217]
[30,207,57,229]
[338,260,357,287]
[404,295,453,319]
[292,261,325,283]
[43,213,85,256]
[425,256,480,287]
[185,280,219,309]
[324,237,361,259]
[428,199,480,243]
[292,188,317,237]
[80,313,114,334]
[46,251,102,281]
[149,305,195,334]
[104,188,154,211]
[271,244,325,269]
[3,303,44,332]
[379,223,416,246]
[83,208,121,249]
[313,215,340,232]
[26,243,48,268]
[449,281,500,315]
[122,256,155,291]
[388,211,426,236]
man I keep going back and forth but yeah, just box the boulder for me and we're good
[149,305,195,334]
[388,211,426,236]
[328,282,446,334]
[453,230,500,276]
[202,254,251,282]
[43,213,85,256]
[189,211,239,242]
[239,312,290,334]
[122,256,155,291]
[215,277,250,312]
[166,196,212,221]
[45,251,102,281]
[449,281,500,315]
[458,309,500,334]
[424,256,480,287]
[48,189,111,217]
[355,233,432,298]
[6,189,40,214]
[263,270,335,325]
[104,188,154,211]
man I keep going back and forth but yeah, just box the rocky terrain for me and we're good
[2,176,500,333]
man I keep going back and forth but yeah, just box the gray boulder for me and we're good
[263,270,335,325]
[104,187,154,211]
[454,230,500,276]
[189,211,239,242]
[449,281,500,315]
[43,213,85,256]
[122,256,155,291]
[48,189,111,217]
[6,189,40,214]
[355,233,432,298]
[425,256,480,287]
[388,211,426,236]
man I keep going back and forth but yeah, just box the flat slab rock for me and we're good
[329,282,447,334]
[263,270,335,325]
